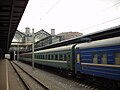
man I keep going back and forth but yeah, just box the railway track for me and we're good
[12,61,119,90]
[10,61,49,90]
[34,63,118,90]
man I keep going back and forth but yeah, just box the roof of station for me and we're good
[34,25,120,51]
[0,0,29,53]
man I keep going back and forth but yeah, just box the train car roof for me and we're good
[35,44,75,53]
[20,52,31,55]
[75,36,120,49]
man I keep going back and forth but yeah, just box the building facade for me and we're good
[11,28,83,52]
[57,32,83,40]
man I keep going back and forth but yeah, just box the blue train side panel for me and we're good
[80,64,120,80]
[75,45,120,80]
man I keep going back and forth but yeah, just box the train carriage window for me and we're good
[59,54,63,60]
[44,54,45,59]
[43,55,44,59]
[50,54,52,60]
[55,54,58,60]
[37,54,39,59]
[38,54,39,59]
[64,54,67,61]
[35,54,37,59]
[39,55,41,59]
[93,53,98,64]
[45,55,47,59]
[101,53,107,64]
[41,55,42,59]
[76,54,80,63]
[41,55,43,59]
[115,52,120,65]
[51,55,54,60]
[67,52,71,61]
[37,54,38,59]
[46,55,48,59]
[36,54,37,58]
[49,54,50,59]
[48,55,50,60]
[35,54,36,59]
[38,54,40,59]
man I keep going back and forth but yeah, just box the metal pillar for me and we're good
[32,28,34,69]
[14,51,16,60]
[17,45,19,61]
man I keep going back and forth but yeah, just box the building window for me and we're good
[101,53,107,64]
[115,52,120,65]
[93,53,98,64]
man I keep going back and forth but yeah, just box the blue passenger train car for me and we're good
[75,37,120,80]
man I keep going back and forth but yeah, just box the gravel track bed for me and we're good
[13,61,92,90]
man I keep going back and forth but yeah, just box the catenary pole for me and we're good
[14,51,16,60]
[17,44,19,61]
[32,28,34,69]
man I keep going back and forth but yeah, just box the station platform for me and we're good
[0,59,24,90]
[0,60,91,90]
[0,59,9,90]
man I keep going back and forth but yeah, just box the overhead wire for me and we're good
[104,1,120,10]
[40,0,120,31]
[40,0,61,20]
[81,16,120,31]
[81,1,120,31]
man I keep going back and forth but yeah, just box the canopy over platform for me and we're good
[0,0,29,53]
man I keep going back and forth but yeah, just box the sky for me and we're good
[17,0,120,35]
